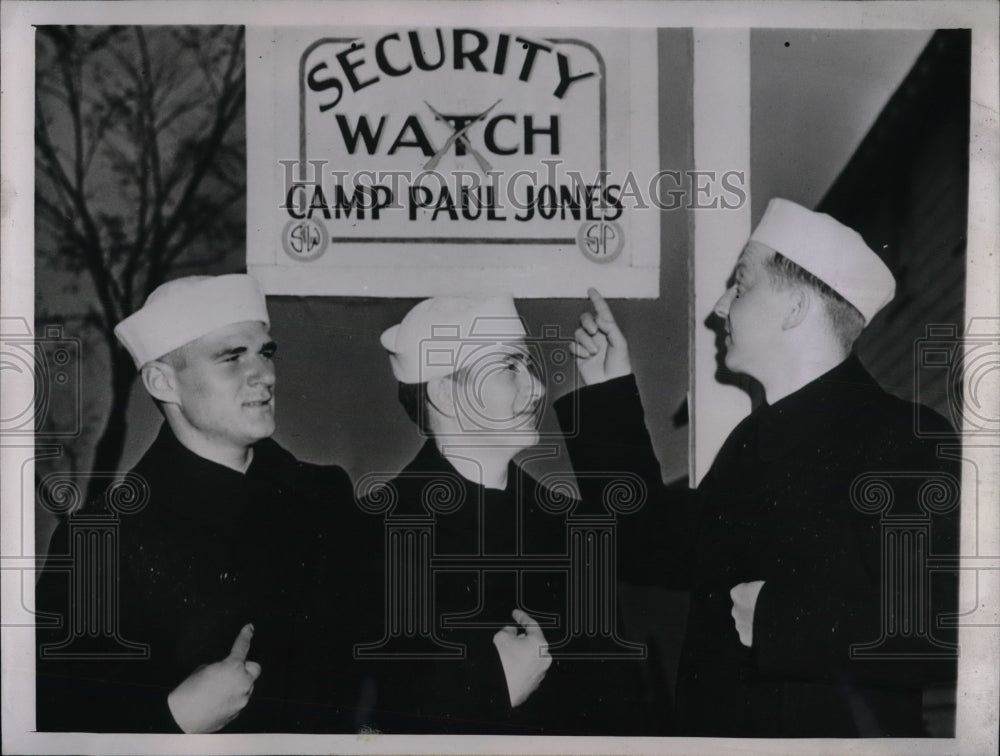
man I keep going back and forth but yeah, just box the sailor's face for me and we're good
[452,339,545,439]
[170,321,277,451]
[713,242,789,379]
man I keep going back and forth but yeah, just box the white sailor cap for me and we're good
[750,198,896,325]
[115,274,270,368]
[380,295,527,384]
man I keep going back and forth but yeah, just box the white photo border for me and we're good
[2,2,997,755]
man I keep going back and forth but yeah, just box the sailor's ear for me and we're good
[781,285,810,330]
[426,374,458,419]
[140,360,179,405]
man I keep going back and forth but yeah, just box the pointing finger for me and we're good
[228,623,254,662]
[587,288,617,325]
[588,288,626,348]
[587,288,626,352]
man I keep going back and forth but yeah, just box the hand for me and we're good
[570,288,632,386]
[167,623,262,733]
[730,581,766,647]
[492,609,552,707]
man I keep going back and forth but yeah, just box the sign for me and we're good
[247,26,659,296]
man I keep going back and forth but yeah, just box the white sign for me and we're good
[247,26,660,297]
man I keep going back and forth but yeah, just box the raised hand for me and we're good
[571,288,632,386]
[492,609,553,707]
[167,623,262,733]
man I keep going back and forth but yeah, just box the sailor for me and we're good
[561,198,960,736]
[37,274,369,733]
[365,295,649,734]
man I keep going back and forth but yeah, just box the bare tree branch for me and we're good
[163,186,246,267]
[36,25,247,479]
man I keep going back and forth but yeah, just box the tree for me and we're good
[35,25,247,502]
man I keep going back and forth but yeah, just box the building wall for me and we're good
[818,30,970,425]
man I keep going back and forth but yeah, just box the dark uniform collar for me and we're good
[408,439,519,492]
[135,423,297,520]
[387,439,521,518]
[143,423,244,478]
[143,422,294,473]
[755,354,882,460]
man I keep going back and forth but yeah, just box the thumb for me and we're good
[512,609,543,638]
[495,624,518,639]
[244,660,262,682]
[228,623,254,662]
